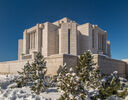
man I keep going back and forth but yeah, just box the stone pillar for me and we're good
[23,30,30,54]
[94,30,99,53]
[102,32,107,54]
[42,22,48,57]
[23,30,27,54]
[107,41,111,57]
[56,29,59,54]
[47,22,59,56]
[18,39,23,60]
[59,28,62,54]
[36,24,41,52]
[70,23,77,55]
[35,27,38,51]
[59,23,69,54]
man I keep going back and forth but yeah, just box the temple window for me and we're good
[68,29,70,54]
[98,32,106,51]
[30,32,35,49]
[92,30,95,48]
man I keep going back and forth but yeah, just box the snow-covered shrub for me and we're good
[45,75,58,87]
[98,71,128,99]
[57,51,128,100]
[13,62,32,88]
[29,52,47,94]
[13,52,48,94]
[75,51,103,99]
[57,64,86,100]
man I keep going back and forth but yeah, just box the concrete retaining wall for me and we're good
[122,59,128,78]
[0,54,78,76]
[0,60,31,74]
[0,54,127,77]
[96,55,126,77]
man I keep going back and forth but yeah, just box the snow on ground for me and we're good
[0,87,61,100]
[0,75,127,100]
[0,75,61,100]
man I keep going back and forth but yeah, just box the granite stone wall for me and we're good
[0,54,78,76]
[0,54,127,77]
[95,54,126,77]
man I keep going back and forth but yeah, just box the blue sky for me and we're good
[0,0,128,61]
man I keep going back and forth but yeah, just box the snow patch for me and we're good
[0,75,61,100]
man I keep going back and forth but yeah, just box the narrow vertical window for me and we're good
[98,33,100,50]
[102,34,104,51]
[28,34,30,51]
[33,33,35,49]
[68,29,70,54]
[30,33,32,49]
[92,30,95,48]
[30,32,35,49]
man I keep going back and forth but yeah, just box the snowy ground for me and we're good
[0,75,127,100]
[0,75,61,100]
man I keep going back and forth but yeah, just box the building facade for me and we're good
[0,17,128,77]
[18,17,111,60]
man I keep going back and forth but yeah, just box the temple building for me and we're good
[0,17,128,77]
[18,17,111,60]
